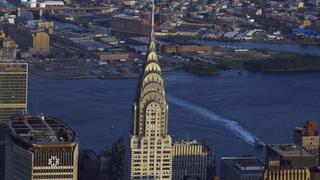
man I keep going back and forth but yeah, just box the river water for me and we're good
[192,40,320,56]
[28,70,320,161]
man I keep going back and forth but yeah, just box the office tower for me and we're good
[172,140,213,180]
[110,137,126,180]
[220,157,265,180]
[0,63,27,122]
[128,1,173,179]
[5,115,78,180]
[266,144,317,168]
[78,150,101,180]
[263,144,317,180]
[294,120,320,156]
[0,62,28,180]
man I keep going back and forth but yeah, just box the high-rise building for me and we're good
[172,140,213,180]
[263,144,317,180]
[294,120,320,157]
[5,115,79,180]
[0,63,28,122]
[128,1,173,179]
[220,157,265,180]
[0,62,27,180]
[266,144,317,168]
[78,149,101,180]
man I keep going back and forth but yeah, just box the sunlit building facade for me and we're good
[5,115,78,180]
[173,140,213,180]
[128,1,173,179]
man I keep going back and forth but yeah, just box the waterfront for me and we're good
[28,70,320,160]
[192,40,320,56]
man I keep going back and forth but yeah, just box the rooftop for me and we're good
[170,25,207,33]
[221,157,265,172]
[174,139,210,150]
[8,115,75,145]
[268,144,314,157]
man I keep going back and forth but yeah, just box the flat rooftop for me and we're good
[222,157,265,172]
[8,115,75,145]
[268,144,314,157]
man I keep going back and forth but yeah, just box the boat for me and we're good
[254,139,265,148]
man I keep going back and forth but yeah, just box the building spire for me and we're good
[151,0,155,38]
[149,0,156,52]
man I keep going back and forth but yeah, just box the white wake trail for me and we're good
[167,95,263,146]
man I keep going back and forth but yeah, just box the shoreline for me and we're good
[29,68,184,80]
[30,68,320,80]
[196,38,320,46]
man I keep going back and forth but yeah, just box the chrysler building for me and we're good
[129,0,173,179]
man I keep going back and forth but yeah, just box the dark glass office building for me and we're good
[0,62,28,180]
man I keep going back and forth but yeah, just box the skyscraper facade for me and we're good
[0,62,28,180]
[129,1,173,179]
[5,115,78,180]
[78,149,101,180]
[173,140,213,180]
[0,63,28,122]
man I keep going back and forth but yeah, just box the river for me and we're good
[192,39,320,56]
[28,70,320,162]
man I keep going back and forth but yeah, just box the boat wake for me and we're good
[167,95,264,147]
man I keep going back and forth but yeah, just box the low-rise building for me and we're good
[161,44,213,54]
[4,23,50,52]
[95,52,130,61]
[0,34,17,61]
[168,25,207,37]
[111,15,150,36]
